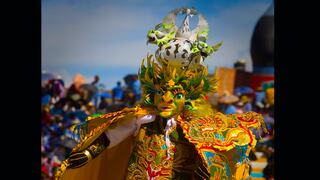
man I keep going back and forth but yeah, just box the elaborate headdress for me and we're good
[147,7,222,67]
[140,7,221,105]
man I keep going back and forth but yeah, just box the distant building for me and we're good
[250,2,274,90]
[234,70,252,88]
[215,67,253,96]
[234,59,246,71]
[215,67,236,96]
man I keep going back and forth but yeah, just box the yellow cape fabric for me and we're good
[60,136,134,180]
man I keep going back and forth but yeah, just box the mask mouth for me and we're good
[159,105,174,111]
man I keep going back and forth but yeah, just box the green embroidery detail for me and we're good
[128,153,138,166]
[155,154,162,165]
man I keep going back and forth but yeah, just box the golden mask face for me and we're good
[154,85,186,118]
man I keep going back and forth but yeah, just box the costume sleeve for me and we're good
[176,111,267,180]
[55,106,155,180]
[71,106,155,153]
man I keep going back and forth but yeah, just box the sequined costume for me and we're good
[55,7,267,180]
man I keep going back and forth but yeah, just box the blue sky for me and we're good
[42,0,273,88]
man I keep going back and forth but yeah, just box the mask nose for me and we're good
[162,91,173,104]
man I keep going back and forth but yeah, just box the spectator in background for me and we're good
[91,75,101,107]
[93,83,107,108]
[42,94,51,106]
[66,74,85,104]
[68,113,81,127]
[254,86,266,112]
[241,95,253,113]
[85,102,96,115]
[41,106,52,126]
[219,91,240,114]
[73,104,88,122]
[122,86,135,107]
[98,96,109,111]
[41,156,53,179]
[131,76,141,104]
[53,78,65,99]
[225,102,238,114]
[112,81,124,104]
[46,79,65,104]
[122,75,140,107]
[265,83,274,109]
[91,75,100,86]
[235,101,244,114]
[50,99,65,117]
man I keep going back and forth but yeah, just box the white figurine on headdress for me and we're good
[147,7,222,69]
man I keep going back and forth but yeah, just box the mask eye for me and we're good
[175,93,184,99]
[156,90,163,95]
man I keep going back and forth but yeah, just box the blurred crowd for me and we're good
[41,73,274,180]
[41,74,141,180]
